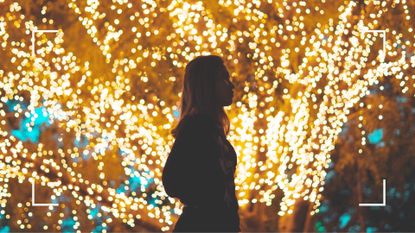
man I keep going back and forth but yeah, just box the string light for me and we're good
[0,0,414,231]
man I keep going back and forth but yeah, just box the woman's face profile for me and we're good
[215,65,234,107]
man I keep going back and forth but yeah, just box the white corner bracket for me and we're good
[359,178,386,207]
[31,180,59,207]
[358,26,388,208]
[31,29,59,57]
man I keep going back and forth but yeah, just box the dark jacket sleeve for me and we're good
[162,115,225,206]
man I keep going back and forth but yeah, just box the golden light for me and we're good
[0,0,414,231]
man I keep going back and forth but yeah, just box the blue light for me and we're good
[388,187,401,198]
[115,167,154,196]
[339,213,351,229]
[88,204,109,233]
[173,109,180,119]
[129,175,142,191]
[116,184,126,194]
[315,220,326,232]
[148,196,158,208]
[90,207,99,219]
[5,99,27,112]
[118,148,127,156]
[92,225,106,233]
[61,217,75,233]
[325,170,336,183]
[0,226,10,233]
[368,128,383,145]
[11,106,51,143]
[318,203,329,213]
[0,208,7,232]
[397,96,407,103]
[74,135,89,148]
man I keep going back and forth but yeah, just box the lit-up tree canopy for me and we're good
[0,0,414,231]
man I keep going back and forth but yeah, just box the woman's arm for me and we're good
[162,115,225,206]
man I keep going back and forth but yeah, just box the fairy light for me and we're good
[1,0,415,231]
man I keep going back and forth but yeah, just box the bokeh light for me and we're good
[0,0,414,231]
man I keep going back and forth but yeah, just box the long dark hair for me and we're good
[171,55,230,138]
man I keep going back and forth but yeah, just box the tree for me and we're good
[0,0,414,231]
[314,84,415,231]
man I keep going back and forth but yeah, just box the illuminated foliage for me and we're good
[0,0,414,231]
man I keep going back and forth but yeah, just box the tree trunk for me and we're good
[278,199,311,232]
[356,158,366,231]
[25,0,31,16]
[302,201,313,232]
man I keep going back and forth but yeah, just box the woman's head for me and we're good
[172,55,234,137]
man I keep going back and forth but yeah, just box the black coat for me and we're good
[162,113,240,232]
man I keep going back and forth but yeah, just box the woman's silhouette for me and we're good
[162,55,240,232]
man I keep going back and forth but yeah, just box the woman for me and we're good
[162,55,240,232]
